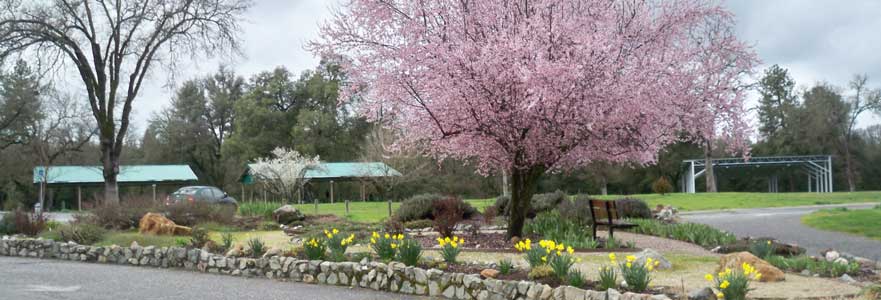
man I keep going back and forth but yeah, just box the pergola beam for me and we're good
[684,155,833,194]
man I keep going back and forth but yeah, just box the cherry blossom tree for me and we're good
[251,148,321,204]
[311,0,757,237]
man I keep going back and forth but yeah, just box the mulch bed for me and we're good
[411,232,639,253]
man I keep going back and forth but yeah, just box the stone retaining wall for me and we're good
[0,236,669,300]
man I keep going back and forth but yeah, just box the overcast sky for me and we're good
[130,0,881,133]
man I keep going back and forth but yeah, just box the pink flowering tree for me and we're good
[311,0,757,238]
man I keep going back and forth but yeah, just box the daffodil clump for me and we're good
[324,228,355,262]
[370,232,404,261]
[705,263,762,300]
[395,237,422,266]
[514,239,581,279]
[608,253,658,293]
[437,236,464,264]
[598,253,618,291]
[304,237,326,260]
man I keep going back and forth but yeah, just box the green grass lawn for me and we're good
[235,192,881,224]
[596,191,881,211]
[801,206,881,241]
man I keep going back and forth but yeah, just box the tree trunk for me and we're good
[506,166,544,239]
[704,142,717,193]
[843,140,856,192]
[101,144,120,205]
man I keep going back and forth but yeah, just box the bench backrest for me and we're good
[588,199,620,224]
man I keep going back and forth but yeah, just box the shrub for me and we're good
[524,211,598,249]
[370,232,402,261]
[706,263,762,300]
[304,237,326,260]
[433,197,464,237]
[862,284,881,300]
[556,195,593,226]
[395,237,422,266]
[616,198,652,219]
[58,223,107,245]
[437,236,463,264]
[5,210,47,236]
[496,190,566,217]
[498,259,514,275]
[651,177,674,195]
[527,265,554,280]
[566,269,587,288]
[403,219,433,229]
[324,228,355,262]
[397,193,444,222]
[767,255,860,277]
[483,205,498,225]
[91,196,157,229]
[248,237,266,258]
[175,237,190,247]
[189,227,212,248]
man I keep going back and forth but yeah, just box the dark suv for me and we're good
[166,186,238,209]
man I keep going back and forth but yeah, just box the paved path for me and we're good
[0,257,428,300]
[681,203,881,260]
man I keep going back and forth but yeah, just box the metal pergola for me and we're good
[682,155,833,194]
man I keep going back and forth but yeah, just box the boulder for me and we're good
[226,244,243,257]
[717,252,785,282]
[480,269,500,279]
[825,250,841,262]
[272,205,305,225]
[717,238,805,256]
[634,248,672,270]
[688,287,717,300]
[138,213,191,236]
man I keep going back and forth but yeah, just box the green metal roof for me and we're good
[33,165,198,185]
[241,162,402,184]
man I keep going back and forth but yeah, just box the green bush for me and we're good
[627,218,736,248]
[248,237,266,258]
[496,190,566,217]
[616,198,651,219]
[557,195,593,225]
[527,265,554,280]
[524,211,598,249]
[164,202,235,226]
[304,237,326,260]
[58,223,107,245]
[766,255,861,277]
[1,210,47,236]
[395,194,476,223]
[395,238,422,266]
[238,202,280,219]
[598,265,617,291]
[498,259,514,275]
[403,219,433,229]
[189,227,212,248]
[567,269,587,287]
[651,177,674,195]
[748,239,775,259]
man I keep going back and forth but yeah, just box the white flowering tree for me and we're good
[250,148,321,204]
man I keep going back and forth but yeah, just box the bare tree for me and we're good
[842,75,881,191]
[0,0,251,204]
[31,92,95,209]
[358,127,429,202]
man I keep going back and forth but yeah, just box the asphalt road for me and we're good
[681,203,881,260]
[0,256,429,300]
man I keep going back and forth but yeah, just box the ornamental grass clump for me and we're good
[395,237,422,266]
[608,252,658,293]
[598,254,619,291]
[749,239,775,259]
[324,228,355,262]
[498,259,514,275]
[437,236,464,264]
[304,237,326,260]
[705,263,762,300]
[514,239,546,268]
[370,232,403,261]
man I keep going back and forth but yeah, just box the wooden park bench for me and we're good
[588,199,638,240]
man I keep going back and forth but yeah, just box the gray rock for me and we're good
[834,257,849,265]
[839,274,857,284]
[443,285,456,298]
[272,205,305,224]
[687,287,717,300]
[429,281,441,296]
[800,269,812,276]
[825,250,840,262]
[413,268,428,284]
[634,248,672,270]
[606,289,621,300]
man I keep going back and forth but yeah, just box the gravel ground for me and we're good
[682,203,881,260]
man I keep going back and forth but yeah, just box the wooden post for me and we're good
[330,180,335,204]
[313,187,318,214]
[77,186,82,211]
[345,199,350,217]
[152,184,157,203]
[388,199,392,217]
[262,186,267,203]
[241,183,245,203]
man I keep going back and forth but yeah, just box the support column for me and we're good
[152,184,157,203]
[827,157,834,193]
[686,161,696,194]
[330,180,335,204]
[807,173,812,192]
[77,186,82,211]
[241,183,245,203]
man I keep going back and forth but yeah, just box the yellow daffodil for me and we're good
[332,228,339,234]
[541,256,547,262]
[705,274,714,282]
[754,273,762,281]
[370,238,376,244]
[460,239,465,244]
[390,243,397,249]
[626,262,632,268]
[576,258,582,263]
[720,280,730,289]
[609,253,617,260]
[716,292,724,299]
[372,232,380,238]
[567,246,574,255]
[450,241,458,248]
[647,265,654,272]
[384,233,391,239]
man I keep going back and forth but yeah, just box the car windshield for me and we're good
[176,187,200,195]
